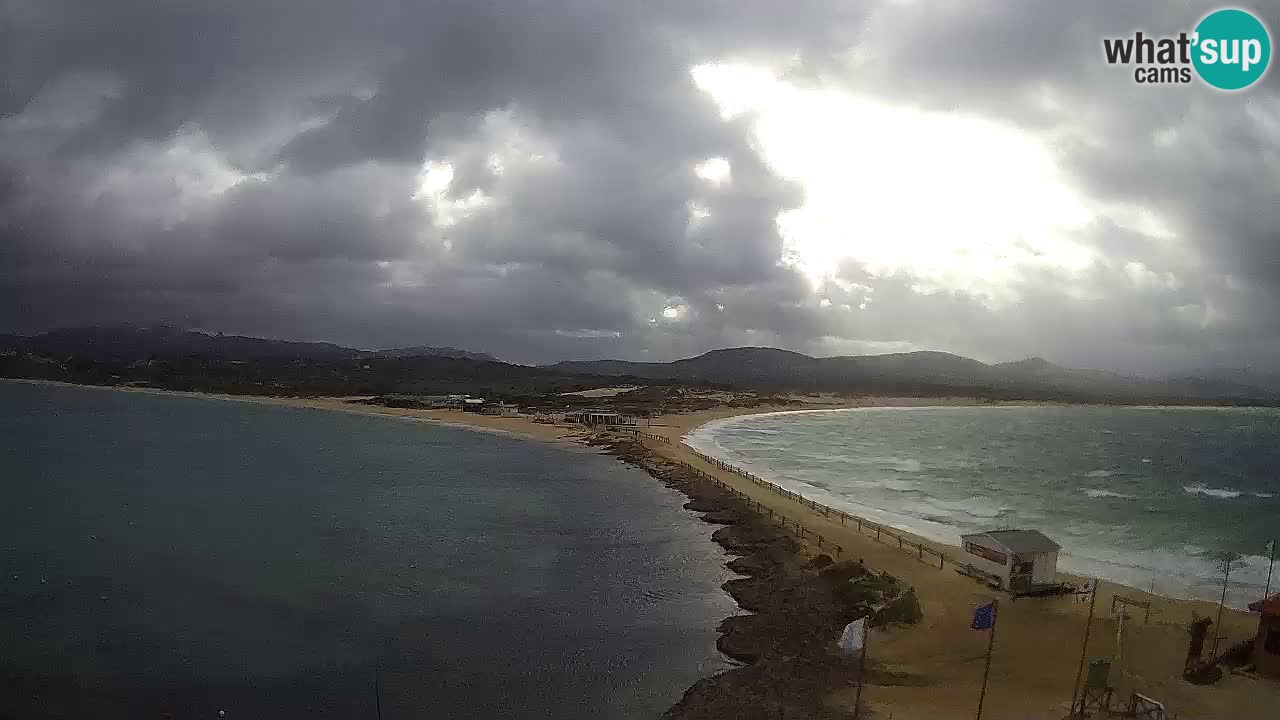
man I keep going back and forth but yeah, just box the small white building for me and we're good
[565,410,635,426]
[480,401,520,417]
[959,529,1060,594]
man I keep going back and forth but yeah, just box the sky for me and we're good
[2,0,1279,373]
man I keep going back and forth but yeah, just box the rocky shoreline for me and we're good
[589,436,922,720]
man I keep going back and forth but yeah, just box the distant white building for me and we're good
[564,410,635,426]
[479,401,519,417]
[959,529,1060,594]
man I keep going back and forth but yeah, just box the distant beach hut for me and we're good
[959,529,1061,594]
[479,401,518,416]
[1247,594,1280,679]
[565,410,635,426]
[461,397,486,413]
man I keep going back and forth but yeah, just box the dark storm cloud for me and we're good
[1,0,843,355]
[2,0,1278,370]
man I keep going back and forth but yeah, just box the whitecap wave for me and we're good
[685,407,1279,608]
[1060,549,1275,609]
[1080,488,1136,499]
[1183,484,1244,499]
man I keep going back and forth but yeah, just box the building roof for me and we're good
[463,398,485,404]
[961,529,1060,554]
[1249,594,1280,615]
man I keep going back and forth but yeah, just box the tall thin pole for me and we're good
[975,599,999,720]
[375,635,388,720]
[1069,580,1098,717]
[1114,610,1127,677]
[1265,540,1276,601]
[853,621,870,718]
[1210,555,1234,660]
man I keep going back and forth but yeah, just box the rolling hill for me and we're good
[552,348,1279,402]
[0,325,501,363]
[3,326,1277,403]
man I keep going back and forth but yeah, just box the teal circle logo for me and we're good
[1192,8,1272,90]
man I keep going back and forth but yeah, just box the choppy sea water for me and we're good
[1,382,734,718]
[686,406,1280,608]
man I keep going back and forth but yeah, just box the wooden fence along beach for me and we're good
[620,428,951,571]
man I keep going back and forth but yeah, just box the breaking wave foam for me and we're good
[1183,484,1244,499]
[1080,488,1136,499]
[684,407,1278,609]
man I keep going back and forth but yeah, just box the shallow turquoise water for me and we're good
[1,382,734,718]
[687,405,1280,608]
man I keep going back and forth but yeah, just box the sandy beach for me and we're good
[636,408,1280,719]
[10,379,1278,718]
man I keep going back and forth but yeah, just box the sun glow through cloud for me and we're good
[694,157,732,186]
[413,160,492,228]
[691,63,1107,301]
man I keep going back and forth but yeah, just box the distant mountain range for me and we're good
[551,347,1278,402]
[0,325,498,363]
[2,325,1277,403]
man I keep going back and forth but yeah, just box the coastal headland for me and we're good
[7,379,1279,719]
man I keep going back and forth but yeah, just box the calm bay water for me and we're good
[687,406,1280,608]
[1,382,734,719]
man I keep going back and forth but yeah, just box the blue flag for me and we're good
[971,602,995,630]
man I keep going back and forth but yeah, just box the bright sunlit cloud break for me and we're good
[691,63,1114,301]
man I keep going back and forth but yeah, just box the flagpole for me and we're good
[853,620,870,718]
[1265,540,1276,601]
[975,599,999,720]
[1069,579,1098,717]
[1210,554,1234,660]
